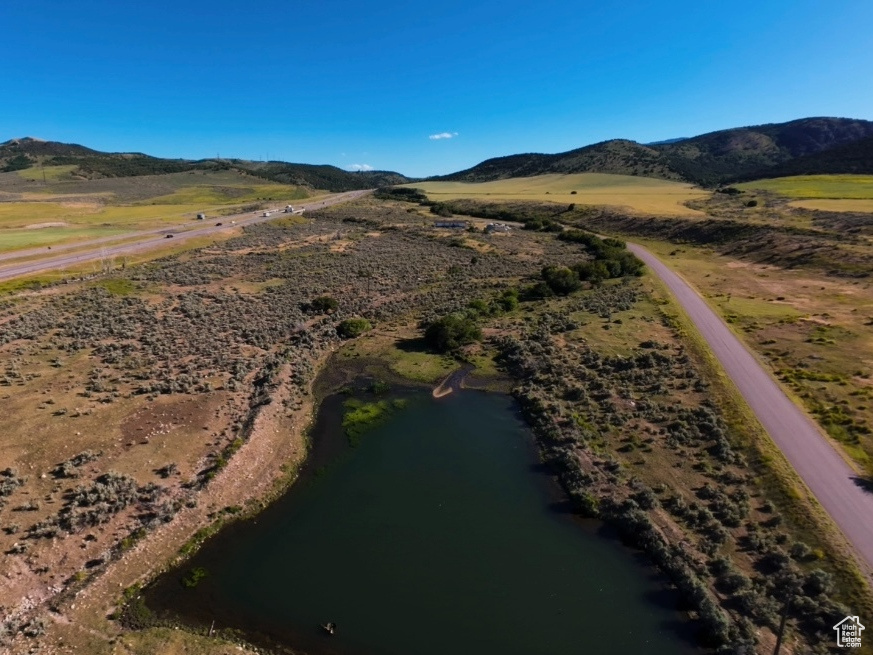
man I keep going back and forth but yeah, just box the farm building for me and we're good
[433,221,468,229]
[485,222,511,233]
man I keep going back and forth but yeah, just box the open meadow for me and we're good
[0,169,309,252]
[408,173,708,216]
[738,174,873,213]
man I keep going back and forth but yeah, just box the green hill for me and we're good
[438,117,873,187]
[733,134,873,180]
[0,138,410,192]
[5,116,872,192]
[438,140,682,183]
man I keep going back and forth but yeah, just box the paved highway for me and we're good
[0,190,370,281]
[628,242,873,575]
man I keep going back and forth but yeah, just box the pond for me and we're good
[145,388,696,655]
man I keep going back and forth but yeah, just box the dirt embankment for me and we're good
[10,351,335,655]
[432,366,473,398]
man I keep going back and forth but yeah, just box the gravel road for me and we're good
[0,190,370,281]
[628,242,873,575]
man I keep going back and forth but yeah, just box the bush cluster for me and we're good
[424,314,482,353]
[491,281,844,651]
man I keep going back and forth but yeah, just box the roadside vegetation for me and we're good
[559,186,873,474]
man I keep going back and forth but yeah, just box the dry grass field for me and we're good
[409,173,708,216]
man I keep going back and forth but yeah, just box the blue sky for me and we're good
[2,0,872,177]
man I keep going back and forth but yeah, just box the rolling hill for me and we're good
[438,117,873,187]
[731,133,873,180]
[5,115,873,193]
[0,138,410,192]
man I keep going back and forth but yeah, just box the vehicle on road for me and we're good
[165,234,174,238]
[215,222,223,226]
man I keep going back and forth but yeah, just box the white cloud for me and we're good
[349,163,373,172]
[429,132,459,140]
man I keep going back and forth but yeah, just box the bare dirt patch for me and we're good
[24,222,70,229]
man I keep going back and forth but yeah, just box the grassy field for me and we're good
[0,170,309,252]
[0,202,219,253]
[788,198,873,213]
[0,225,131,250]
[138,183,307,206]
[408,173,708,216]
[16,165,79,182]
[738,174,873,199]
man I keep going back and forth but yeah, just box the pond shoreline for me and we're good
[138,356,698,655]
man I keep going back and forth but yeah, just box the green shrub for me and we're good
[423,314,482,352]
[495,289,519,312]
[311,296,338,313]
[541,266,581,295]
[337,318,372,338]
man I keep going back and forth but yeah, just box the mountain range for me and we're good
[3,116,873,191]
[438,117,873,187]
[0,138,410,192]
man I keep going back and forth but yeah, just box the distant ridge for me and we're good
[4,115,873,189]
[645,137,687,146]
[438,117,873,187]
[0,139,411,191]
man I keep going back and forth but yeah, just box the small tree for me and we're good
[310,296,338,313]
[337,318,372,338]
[541,265,581,295]
[424,314,482,353]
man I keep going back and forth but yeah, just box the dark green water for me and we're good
[147,390,696,655]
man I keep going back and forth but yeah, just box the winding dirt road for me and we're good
[0,190,370,282]
[628,242,873,575]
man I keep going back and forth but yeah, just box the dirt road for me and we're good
[0,190,370,281]
[628,242,873,574]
